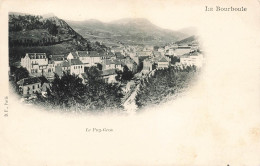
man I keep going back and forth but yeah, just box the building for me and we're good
[70,59,84,75]
[142,59,153,73]
[102,59,116,70]
[21,53,48,76]
[77,51,103,67]
[114,60,125,71]
[100,69,117,83]
[67,52,78,59]
[174,47,191,56]
[157,57,169,69]
[165,48,175,56]
[136,51,153,57]
[17,77,42,97]
[123,56,138,73]
[180,52,203,67]
[158,48,165,54]
[38,76,50,95]
[115,52,125,60]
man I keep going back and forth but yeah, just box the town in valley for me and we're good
[8,13,205,113]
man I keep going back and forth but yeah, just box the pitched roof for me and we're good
[17,77,41,86]
[78,51,107,57]
[77,51,89,57]
[62,60,70,67]
[71,52,78,58]
[159,57,169,62]
[115,52,125,59]
[38,76,50,85]
[50,54,66,61]
[70,59,83,65]
[25,53,47,59]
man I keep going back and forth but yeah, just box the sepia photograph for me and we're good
[1,0,260,165]
[8,10,204,113]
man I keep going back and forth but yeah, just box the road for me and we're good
[123,69,156,114]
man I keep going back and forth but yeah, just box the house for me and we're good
[17,77,42,97]
[136,51,153,57]
[158,48,165,54]
[111,47,125,54]
[131,56,139,66]
[165,48,175,56]
[38,76,50,95]
[142,59,153,73]
[67,51,78,59]
[49,54,67,67]
[114,60,125,71]
[115,52,125,60]
[180,52,203,67]
[100,69,117,83]
[44,62,55,79]
[69,59,84,75]
[102,59,115,70]
[61,60,71,73]
[77,51,103,67]
[123,56,138,73]
[157,57,169,69]
[174,47,191,56]
[21,53,48,76]
[152,51,163,57]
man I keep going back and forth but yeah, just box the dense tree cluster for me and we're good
[9,66,29,95]
[34,68,123,112]
[115,66,134,82]
[135,65,198,109]
[9,36,61,47]
[9,14,58,34]
[9,15,44,31]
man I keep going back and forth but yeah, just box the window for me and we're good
[38,84,40,88]
[33,85,35,89]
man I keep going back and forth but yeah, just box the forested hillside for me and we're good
[9,13,107,65]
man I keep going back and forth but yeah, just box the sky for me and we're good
[1,0,205,30]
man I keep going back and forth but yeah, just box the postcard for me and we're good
[0,0,260,165]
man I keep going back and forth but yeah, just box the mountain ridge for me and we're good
[66,18,194,45]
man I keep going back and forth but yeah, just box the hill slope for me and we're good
[9,13,106,65]
[175,35,197,45]
[67,18,191,46]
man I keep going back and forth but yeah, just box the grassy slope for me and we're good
[9,42,77,65]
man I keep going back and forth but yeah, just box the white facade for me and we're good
[180,53,203,67]
[158,61,169,68]
[70,65,84,75]
[79,56,102,67]
[21,53,48,75]
[174,48,191,57]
